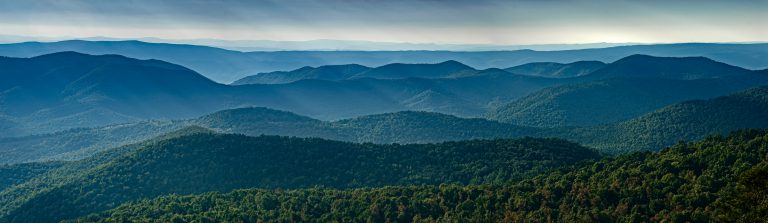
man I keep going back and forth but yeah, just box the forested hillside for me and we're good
[0,133,599,222]
[555,87,768,153]
[0,162,66,191]
[488,75,768,127]
[76,129,768,222]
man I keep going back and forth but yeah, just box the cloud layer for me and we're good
[0,0,766,44]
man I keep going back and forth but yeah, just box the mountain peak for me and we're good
[437,60,473,69]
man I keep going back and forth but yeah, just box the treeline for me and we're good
[76,129,768,222]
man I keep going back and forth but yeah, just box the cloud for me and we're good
[0,0,765,44]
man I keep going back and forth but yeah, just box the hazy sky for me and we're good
[0,0,766,44]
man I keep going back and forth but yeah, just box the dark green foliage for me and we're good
[0,127,215,220]
[0,133,598,222]
[505,61,605,78]
[0,162,66,191]
[712,162,768,222]
[76,129,768,222]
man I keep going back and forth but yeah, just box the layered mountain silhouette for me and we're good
[5,86,768,220]
[5,85,768,165]
[0,107,539,164]
[1,52,569,135]
[3,52,767,139]
[2,40,768,83]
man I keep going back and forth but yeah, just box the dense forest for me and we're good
[0,161,66,191]
[74,129,768,222]
[0,132,598,222]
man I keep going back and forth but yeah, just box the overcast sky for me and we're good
[0,0,766,44]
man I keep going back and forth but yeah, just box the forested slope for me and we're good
[77,129,768,222]
[0,133,598,222]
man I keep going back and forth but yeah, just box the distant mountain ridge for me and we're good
[1,40,768,83]
[233,60,478,85]
[232,64,371,84]
[585,54,753,80]
[505,61,606,78]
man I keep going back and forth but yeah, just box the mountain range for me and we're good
[0,52,573,136]
[2,51,768,160]
[2,42,768,222]
[1,40,767,83]
[3,85,768,164]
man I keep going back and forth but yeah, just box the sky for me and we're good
[0,0,766,45]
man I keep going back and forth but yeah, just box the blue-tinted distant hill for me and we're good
[1,40,767,83]
[232,64,372,84]
[232,60,477,85]
[505,61,606,78]
[0,52,564,136]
